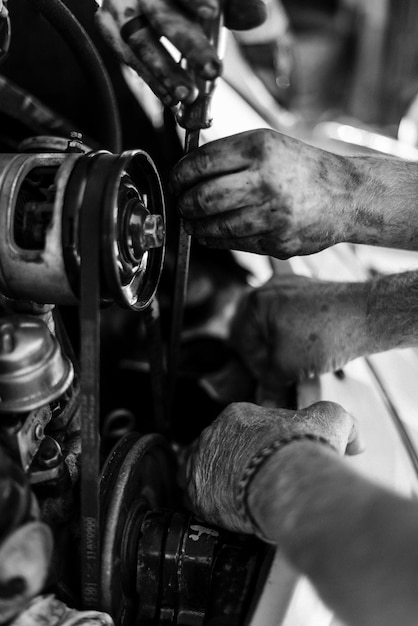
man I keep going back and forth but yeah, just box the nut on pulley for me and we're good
[0,149,165,311]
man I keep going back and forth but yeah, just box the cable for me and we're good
[32,0,122,153]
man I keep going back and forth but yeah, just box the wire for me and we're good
[31,0,122,153]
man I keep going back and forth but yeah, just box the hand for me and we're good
[95,0,268,106]
[185,400,360,534]
[229,274,370,389]
[170,129,355,258]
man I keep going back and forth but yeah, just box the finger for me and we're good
[95,10,168,99]
[224,0,268,30]
[141,0,222,78]
[178,170,266,218]
[122,23,199,104]
[170,132,260,193]
[305,401,364,455]
[194,233,276,256]
[96,11,176,104]
[346,416,366,456]
[176,0,220,21]
[183,201,289,240]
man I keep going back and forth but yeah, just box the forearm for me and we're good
[366,270,418,352]
[343,156,418,250]
[248,442,418,626]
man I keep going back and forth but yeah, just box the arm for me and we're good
[170,129,418,257]
[348,155,418,250]
[249,441,418,626]
[227,271,418,390]
[186,401,418,626]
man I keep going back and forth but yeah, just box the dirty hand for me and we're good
[95,0,268,106]
[229,274,371,389]
[186,400,360,534]
[170,129,356,258]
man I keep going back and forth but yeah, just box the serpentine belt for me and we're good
[79,153,115,610]
[168,129,200,414]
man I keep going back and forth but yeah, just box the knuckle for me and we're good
[217,219,234,238]
[191,148,213,178]
[193,184,212,213]
[254,129,276,159]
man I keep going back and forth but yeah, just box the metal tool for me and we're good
[169,7,225,411]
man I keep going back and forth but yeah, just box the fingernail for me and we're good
[202,60,221,79]
[174,85,191,102]
[197,6,217,20]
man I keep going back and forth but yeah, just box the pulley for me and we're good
[99,432,177,625]
[99,433,271,626]
[0,149,165,311]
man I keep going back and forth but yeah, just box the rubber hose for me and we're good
[32,0,122,153]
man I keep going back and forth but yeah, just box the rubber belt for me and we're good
[168,129,200,414]
[79,153,115,610]
[144,297,168,435]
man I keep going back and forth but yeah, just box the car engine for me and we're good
[0,1,274,624]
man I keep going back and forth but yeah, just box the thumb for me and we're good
[346,416,365,456]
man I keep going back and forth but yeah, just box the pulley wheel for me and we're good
[101,150,166,310]
[135,510,272,626]
[100,432,177,625]
[62,150,166,310]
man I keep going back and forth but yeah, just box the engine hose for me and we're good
[32,0,122,153]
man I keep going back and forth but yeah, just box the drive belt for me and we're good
[168,130,200,413]
[79,153,115,610]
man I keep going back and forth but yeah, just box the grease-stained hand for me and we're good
[170,129,358,258]
[96,0,268,106]
[229,274,370,389]
[185,400,361,533]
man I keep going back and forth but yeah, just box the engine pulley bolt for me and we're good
[66,131,84,153]
[143,214,165,250]
[0,323,14,354]
[129,213,165,259]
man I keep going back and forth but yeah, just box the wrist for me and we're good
[366,271,418,352]
[310,152,358,247]
[239,435,336,542]
[347,157,418,249]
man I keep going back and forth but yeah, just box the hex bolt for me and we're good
[66,131,84,153]
[143,214,165,250]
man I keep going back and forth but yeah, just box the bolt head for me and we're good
[143,214,165,251]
